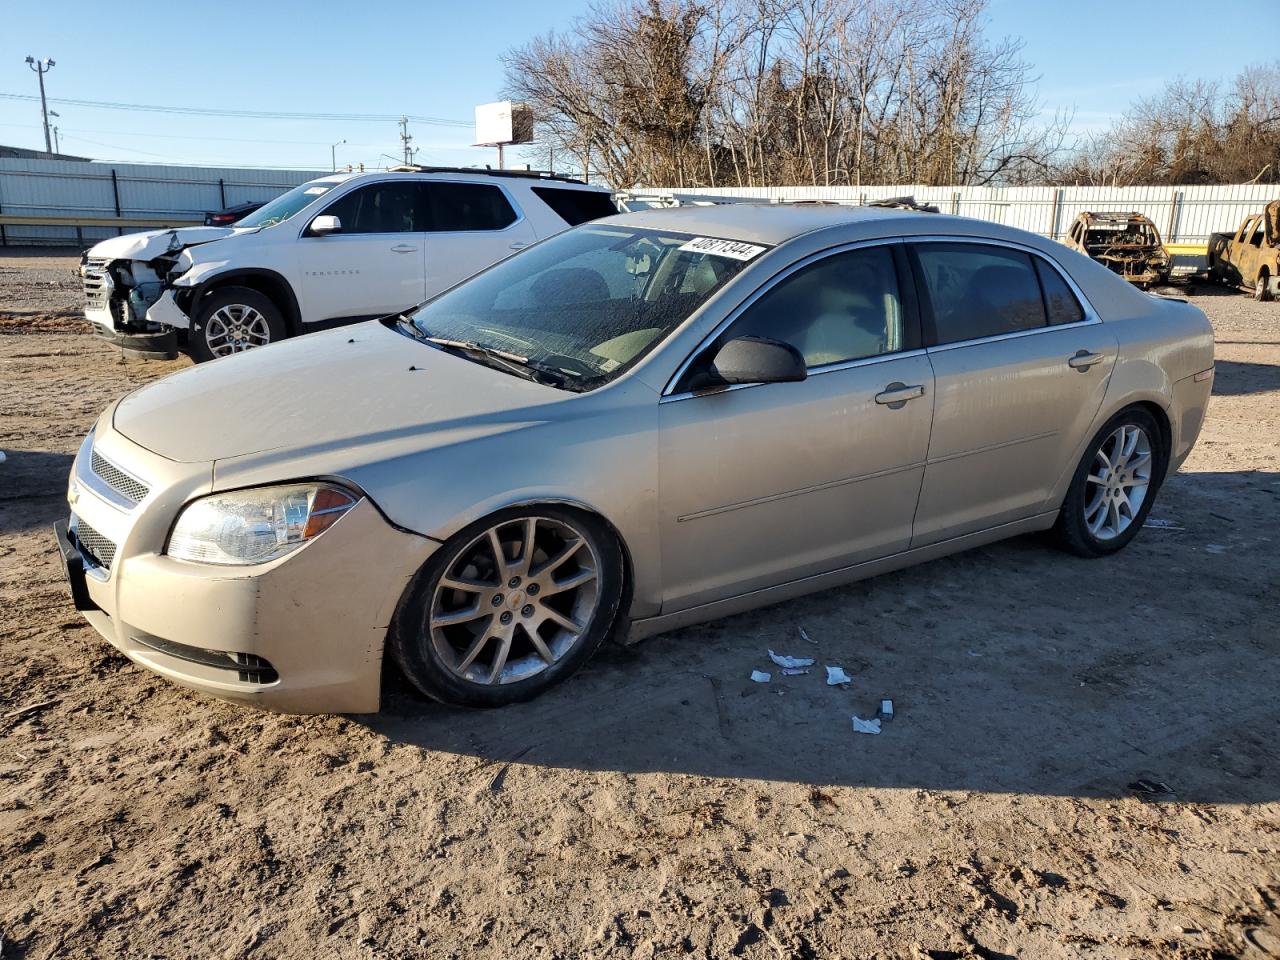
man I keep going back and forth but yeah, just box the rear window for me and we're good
[531,187,619,226]
[914,243,1047,343]
[425,182,517,232]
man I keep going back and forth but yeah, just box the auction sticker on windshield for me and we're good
[677,237,768,260]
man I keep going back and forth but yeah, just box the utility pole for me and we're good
[398,117,413,166]
[25,56,56,153]
[330,138,345,172]
[51,126,60,153]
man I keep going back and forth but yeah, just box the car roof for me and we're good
[604,203,929,245]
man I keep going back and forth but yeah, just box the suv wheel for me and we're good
[389,506,626,707]
[189,286,286,362]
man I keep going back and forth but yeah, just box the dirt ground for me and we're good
[1,248,1278,960]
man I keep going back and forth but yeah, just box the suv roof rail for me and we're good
[384,164,588,186]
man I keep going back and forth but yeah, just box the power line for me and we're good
[0,91,473,127]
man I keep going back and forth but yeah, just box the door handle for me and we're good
[509,241,529,250]
[1068,350,1105,370]
[390,243,418,254]
[874,382,925,408]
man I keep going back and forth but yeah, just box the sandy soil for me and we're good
[1,251,1278,960]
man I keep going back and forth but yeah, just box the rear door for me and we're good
[658,242,934,611]
[296,180,427,324]
[907,240,1117,547]
[422,181,537,297]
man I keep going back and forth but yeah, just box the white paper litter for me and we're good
[825,665,853,686]
[768,649,815,669]
[879,699,894,719]
[852,716,882,735]
[1143,518,1183,530]
[1206,543,1228,554]
[799,627,817,645]
[750,670,771,683]
[780,667,809,676]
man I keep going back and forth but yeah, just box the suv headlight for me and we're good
[167,483,359,565]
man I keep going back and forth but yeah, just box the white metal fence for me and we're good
[648,184,1278,245]
[0,158,327,246]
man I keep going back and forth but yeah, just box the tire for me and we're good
[1053,407,1168,558]
[188,286,287,362]
[389,505,626,707]
[1255,270,1273,303]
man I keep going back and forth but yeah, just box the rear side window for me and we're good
[317,182,425,234]
[531,187,618,226]
[914,243,1046,344]
[425,182,517,231]
[1035,259,1085,325]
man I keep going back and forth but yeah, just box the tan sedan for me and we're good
[56,205,1215,713]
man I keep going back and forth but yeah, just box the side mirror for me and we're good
[692,336,807,389]
[309,215,342,236]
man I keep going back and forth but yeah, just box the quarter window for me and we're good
[424,182,518,231]
[316,182,425,234]
[914,243,1046,343]
[532,186,618,226]
[1035,258,1086,325]
[723,246,907,368]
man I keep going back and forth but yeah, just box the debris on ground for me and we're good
[799,627,817,645]
[780,667,810,676]
[749,670,771,683]
[825,666,853,686]
[852,716,882,735]
[1206,544,1229,554]
[1143,518,1184,530]
[879,699,894,720]
[1128,778,1175,798]
[768,649,816,669]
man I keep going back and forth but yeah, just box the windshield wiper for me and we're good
[424,336,575,390]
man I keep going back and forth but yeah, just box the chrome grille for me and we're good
[82,258,111,310]
[73,515,117,571]
[90,449,149,505]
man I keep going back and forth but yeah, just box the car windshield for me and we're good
[406,225,762,388]
[235,181,340,228]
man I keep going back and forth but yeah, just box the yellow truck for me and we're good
[1208,199,1280,301]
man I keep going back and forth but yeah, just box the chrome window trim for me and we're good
[906,234,1103,352]
[660,237,906,399]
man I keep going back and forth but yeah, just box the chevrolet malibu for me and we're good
[55,205,1215,713]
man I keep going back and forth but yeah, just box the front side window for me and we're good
[238,180,340,228]
[914,243,1046,344]
[316,182,425,234]
[721,246,907,368]
[406,226,757,388]
[425,182,517,231]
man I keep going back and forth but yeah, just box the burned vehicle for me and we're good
[1208,199,1280,301]
[1064,212,1171,287]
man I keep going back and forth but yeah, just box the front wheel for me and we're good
[188,286,286,362]
[389,507,626,707]
[1255,271,1273,302]
[1054,408,1167,558]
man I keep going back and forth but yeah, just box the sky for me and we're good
[0,0,1260,175]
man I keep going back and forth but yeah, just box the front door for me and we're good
[907,240,1118,546]
[297,180,427,324]
[658,243,934,612]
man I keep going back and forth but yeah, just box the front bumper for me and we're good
[58,429,436,714]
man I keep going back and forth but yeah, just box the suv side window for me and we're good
[531,186,618,226]
[722,245,909,368]
[913,243,1046,344]
[316,182,425,234]
[424,182,518,232]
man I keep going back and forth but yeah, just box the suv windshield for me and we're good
[236,180,340,228]
[406,225,760,388]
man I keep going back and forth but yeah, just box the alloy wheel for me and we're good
[429,516,601,685]
[1083,424,1153,541]
[205,304,271,357]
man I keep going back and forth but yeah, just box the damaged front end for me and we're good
[79,227,235,358]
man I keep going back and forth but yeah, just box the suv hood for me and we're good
[111,322,564,464]
[88,225,257,262]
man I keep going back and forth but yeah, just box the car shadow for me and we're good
[1211,360,1280,396]
[361,468,1280,804]
[0,450,73,535]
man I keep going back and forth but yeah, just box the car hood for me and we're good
[111,322,565,464]
[88,225,258,262]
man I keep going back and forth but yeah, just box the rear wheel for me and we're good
[189,286,286,362]
[389,506,625,707]
[1054,407,1167,558]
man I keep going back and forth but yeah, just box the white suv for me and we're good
[79,168,617,361]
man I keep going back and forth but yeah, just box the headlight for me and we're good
[167,483,359,565]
